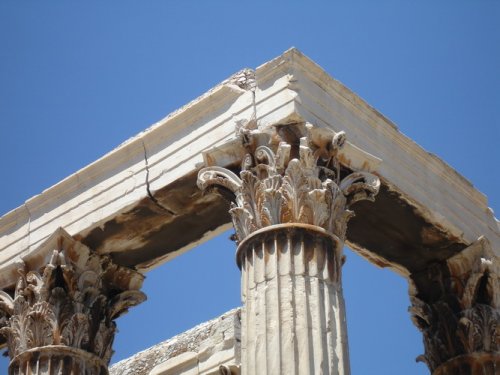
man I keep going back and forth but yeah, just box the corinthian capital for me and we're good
[410,237,499,374]
[0,228,146,373]
[197,123,380,244]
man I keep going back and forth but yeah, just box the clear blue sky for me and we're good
[1,2,499,374]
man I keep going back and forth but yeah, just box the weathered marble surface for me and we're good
[109,309,240,375]
[197,121,381,374]
[0,48,497,290]
[0,228,146,375]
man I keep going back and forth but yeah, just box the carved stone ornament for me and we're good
[410,237,499,374]
[198,122,381,375]
[0,228,146,375]
[197,122,380,247]
[199,122,380,375]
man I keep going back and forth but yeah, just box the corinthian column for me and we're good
[198,123,380,375]
[0,228,146,375]
[410,237,499,375]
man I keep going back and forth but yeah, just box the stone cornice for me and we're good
[0,48,497,288]
[276,50,498,249]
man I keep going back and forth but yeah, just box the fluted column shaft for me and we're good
[238,224,349,375]
[197,122,381,375]
[9,347,107,375]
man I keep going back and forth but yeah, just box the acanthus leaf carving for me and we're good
[229,204,255,241]
[409,237,500,373]
[0,231,146,370]
[281,158,308,224]
[197,122,380,244]
[261,185,283,226]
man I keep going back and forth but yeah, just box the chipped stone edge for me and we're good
[109,308,241,375]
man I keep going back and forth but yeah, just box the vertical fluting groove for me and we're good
[294,233,311,375]
[337,286,350,374]
[241,255,247,375]
[265,238,278,374]
[334,291,342,372]
[288,231,300,375]
[245,245,255,375]
[255,241,267,375]
[264,239,270,375]
[291,233,300,374]
[321,277,331,370]
[279,232,296,375]
[9,356,106,375]
[318,244,329,374]
[300,233,315,375]
[324,274,335,373]
[273,232,282,375]
[309,242,323,374]
[304,234,316,375]
[318,276,329,371]
[248,244,256,375]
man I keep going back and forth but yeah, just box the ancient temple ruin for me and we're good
[0,49,498,375]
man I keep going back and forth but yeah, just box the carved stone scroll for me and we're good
[0,229,146,375]
[198,124,379,246]
[410,237,499,374]
[198,122,380,375]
